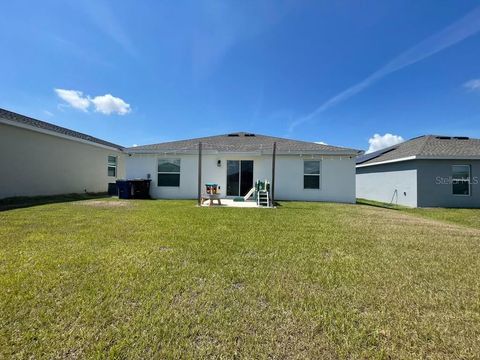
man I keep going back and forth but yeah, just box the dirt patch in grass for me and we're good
[358,198,480,231]
[353,204,480,236]
[77,200,132,208]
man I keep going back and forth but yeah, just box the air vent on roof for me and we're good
[227,133,240,137]
[453,136,469,140]
[244,133,255,137]
[435,136,451,140]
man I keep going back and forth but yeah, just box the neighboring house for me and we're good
[0,108,125,199]
[125,132,358,202]
[356,135,480,208]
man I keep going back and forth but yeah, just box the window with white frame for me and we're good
[158,159,181,187]
[107,156,117,177]
[452,165,471,196]
[304,160,321,189]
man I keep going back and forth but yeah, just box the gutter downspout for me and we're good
[197,142,202,206]
[271,142,276,207]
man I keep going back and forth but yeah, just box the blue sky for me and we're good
[1,1,480,152]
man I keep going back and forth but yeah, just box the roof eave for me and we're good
[356,154,480,168]
[356,156,417,168]
[126,148,358,156]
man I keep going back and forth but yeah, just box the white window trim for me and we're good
[452,164,471,197]
[157,158,181,187]
[303,160,321,190]
[107,156,117,177]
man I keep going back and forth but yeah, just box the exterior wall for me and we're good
[275,156,356,202]
[416,159,480,208]
[356,161,418,207]
[0,123,125,199]
[126,153,199,199]
[126,153,356,203]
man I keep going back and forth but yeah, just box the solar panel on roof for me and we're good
[356,147,398,164]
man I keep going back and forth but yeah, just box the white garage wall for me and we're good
[126,153,355,203]
[0,123,125,199]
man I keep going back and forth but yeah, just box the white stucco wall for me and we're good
[356,166,418,207]
[126,153,356,203]
[275,156,355,202]
[0,123,125,199]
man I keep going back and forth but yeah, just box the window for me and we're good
[452,165,471,196]
[158,159,180,187]
[304,160,320,189]
[107,156,117,177]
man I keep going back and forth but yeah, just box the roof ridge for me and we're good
[417,135,432,156]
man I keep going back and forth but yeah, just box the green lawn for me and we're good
[358,198,480,230]
[404,208,480,231]
[1,199,480,358]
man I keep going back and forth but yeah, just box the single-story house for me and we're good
[356,135,480,208]
[125,132,358,203]
[0,108,125,199]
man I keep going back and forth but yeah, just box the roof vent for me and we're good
[227,133,240,137]
[453,136,469,140]
[435,136,451,140]
[244,133,256,137]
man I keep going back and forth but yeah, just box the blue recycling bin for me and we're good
[116,180,132,199]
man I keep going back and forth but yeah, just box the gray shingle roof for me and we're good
[127,132,358,154]
[0,108,123,150]
[357,135,480,165]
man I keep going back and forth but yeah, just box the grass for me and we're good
[356,198,408,210]
[0,193,109,211]
[404,208,480,231]
[1,199,480,358]
[358,198,480,230]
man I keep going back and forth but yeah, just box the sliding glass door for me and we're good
[240,160,253,196]
[226,161,240,196]
[226,160,254,196]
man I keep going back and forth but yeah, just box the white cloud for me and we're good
[367,133,404,153]
[315,141,328,145]
[54,89,131,115]
[290,5,480,132]
[54,89,90,112]
[90,94,131,115]
[464,79,480,91]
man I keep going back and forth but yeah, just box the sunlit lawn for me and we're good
[1,198,479,358]
[358,198,480,230]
